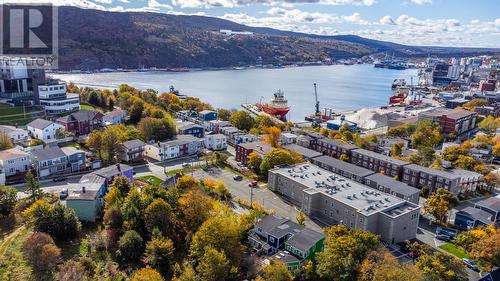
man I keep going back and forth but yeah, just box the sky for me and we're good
[8,0,500,47]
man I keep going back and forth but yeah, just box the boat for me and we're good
[389,87,409,104]
[392,79,406,89]
[256,90,290,121]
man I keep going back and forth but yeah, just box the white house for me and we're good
[280,133,298,145]
[0,125,29,143]
[204,134,227,151]
[0,147,30,177]
[27,118,64,141]
[145,141,180,161]
[103,108,127,125]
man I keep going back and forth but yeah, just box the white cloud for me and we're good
[379,15,395,25]
[148,0,173,10]
[411,0,432,5]
[342,12,369,25]
[171,0,375,8]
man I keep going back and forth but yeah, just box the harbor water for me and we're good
[51,64,418,122]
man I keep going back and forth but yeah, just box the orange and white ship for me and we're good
[256,90,290,120]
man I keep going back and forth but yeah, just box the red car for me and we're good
[248,180,258,188]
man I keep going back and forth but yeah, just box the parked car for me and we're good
[435,234,451,242]
[60,188,69,199]
[53,176,68,182]
[462,259,479,271]
[233,175,243,181]
[182,163,192,168]
[248,180,258,188]
[397,242,411,253]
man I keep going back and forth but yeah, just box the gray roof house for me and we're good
[283,144,323,160]
[30,147,68,177]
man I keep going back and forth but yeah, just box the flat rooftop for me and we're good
[312,155,375,178]
[405,164,461,180]
[352,148,409,166]
[271,163,419,216]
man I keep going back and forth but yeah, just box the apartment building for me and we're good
[311,155,374,183]
[268,164,420,244]
[364,173,420,204]
[203,134,227,151]
[418,108,477,136]
[402,164,461,195]
[316,138,358,159]
[0,147,30,177]
[235,141,273,165]
[350,148,408,179]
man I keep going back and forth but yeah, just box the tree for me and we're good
[390,143,403,157]
[102,126,125,162]
[111,176,132,197]
[0,132,13,150]
[55,259,87,281]
[478,116,500,135]
[358,250,423,281]
[103,207,123,230]
[23,199,81,240]
[129,100,145,124]
[121,188,145,233]
[423,188,458,223]
[178,189,215,232]
[117,230,144,262]
[146,238,175,276]
[189,217,244,265]
[255,115,276,129]
[416,252,468,281]
[24,170,42,201]
[339,153,349,162]
[462,98,488,111]
[247,151,263,171]
[86,130,104,159]
[0,185,17,216]
[202,178,230,200]
[196,246,232,281]
[23,232,61,273]
[296,210,305,225]
[144,198,172,234]
[259,261,293,281]
[411,120,442,148]
[138,116,176,142]
[266,148,295,168]
[230,111,255,131]
[176,175,199,190]
[131,267,165,281]
[469,232,500,271]
[172,264,197,281]
[262,126,282,147]
[316,225,379,280]
[484,172,500,187]
[217,108,232,121]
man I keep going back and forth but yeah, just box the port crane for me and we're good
[314,83,320,116]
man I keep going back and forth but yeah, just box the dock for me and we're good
[241,104,284,124]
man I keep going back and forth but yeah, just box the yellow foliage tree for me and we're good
[262,126,282,148]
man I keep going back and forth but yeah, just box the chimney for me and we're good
[82,186,86,193]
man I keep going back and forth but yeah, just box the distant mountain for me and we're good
[55,6,499,70]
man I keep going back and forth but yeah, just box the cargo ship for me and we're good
[256,90,290,120]
[389,87,409,104]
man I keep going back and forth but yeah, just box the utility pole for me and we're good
[250,185,253,209]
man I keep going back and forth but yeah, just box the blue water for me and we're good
[51,64,417,122]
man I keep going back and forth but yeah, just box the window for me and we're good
[269,236,275,243]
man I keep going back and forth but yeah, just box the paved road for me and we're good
[190,168,323,232]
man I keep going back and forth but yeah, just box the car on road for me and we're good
[182,163,192,168]
[53,176,68,182]
[60,188,69,199]
[233,175,243,181]
[248,180,258,188]
[435,234,451,242]
[462,259,479,271]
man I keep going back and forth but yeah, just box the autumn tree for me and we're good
[484,172,500,187]
[255,115,276,129]
[23,232,61,273]
[138,116,176,142]
[117,230,144,263]
[390,143,403,157]
[55,259,87,281]
[189,217,244,265]
[129,99,145,124]
[144,198,172,234]
[266,148,295,168]
[86,130,104,159]
[411,120,442,148]
[131,267,165,281]
[358,250,423,281]
[316,225,379,280]
[478,116,500,135]
[469,231,500,271]
[202,178,230,200]
[423,188,458,223]
[121,188,145,233]
[0,132,13,150]
[24,170,42,201]
[146,237,175,276]
[176,175,199,190]
[247,151,263,171]
[258,261,293,281]
[178,189,214,232]
[296,210,306,225]
[230,110,255,131]
[262,126,282,147]
[217,108,232,121]
[416,252,468,281]
[196,246,233,281]
[462,98,488,111]
[23,199,81,240]
[0,185,17,216]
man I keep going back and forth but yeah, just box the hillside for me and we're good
[56,6,499,70]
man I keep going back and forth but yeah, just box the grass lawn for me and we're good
[439,243,469,259]
[137,175,164,185]
[80,104,95,111]
[0,226,33,280]
[62,141,82,149]
[0,104,41,126]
